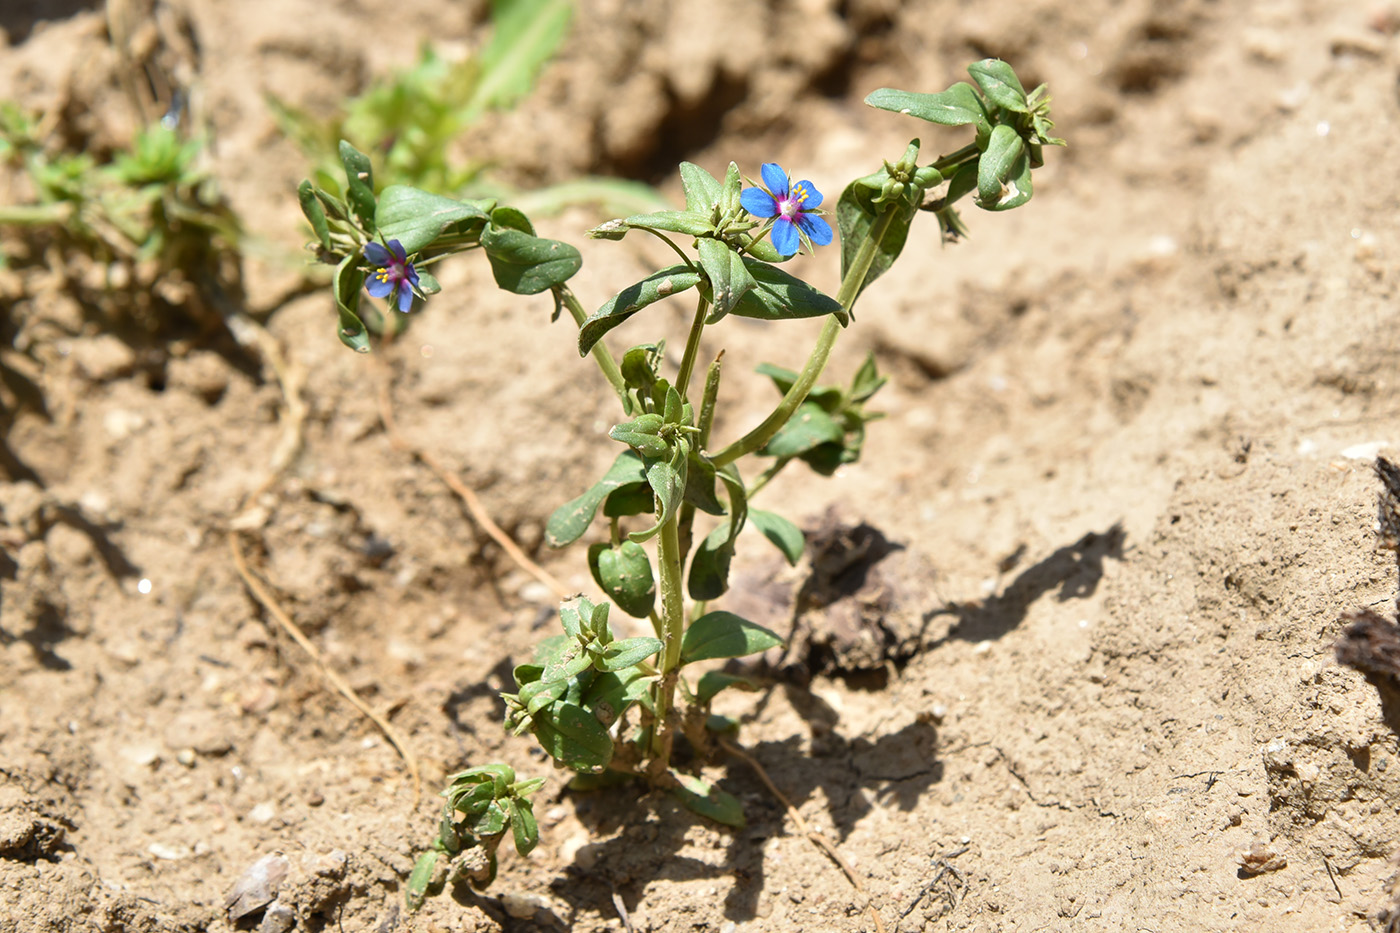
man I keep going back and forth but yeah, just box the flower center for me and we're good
[777,182,810,221]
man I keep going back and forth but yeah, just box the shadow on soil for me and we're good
[927,522,1126,644]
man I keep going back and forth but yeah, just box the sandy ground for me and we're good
[5,1,1400,931]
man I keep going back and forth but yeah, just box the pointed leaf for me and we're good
[508,797,539,857]
[621,210,714,238]
[731,258,847,325]
[628,455,686,544]
[480,224,581,294]
[680,611,784,664]
[298,181,332,252]
[759,402,843,459]
[531,702,613,772]
[546,450,647,547]
[679,162,722,213]
[671,774,746,828]
[377,186,492,254]
[695,671,759,706]
[837,170,918,305]
[598,636,663,672]
[579,265,701,356]
[698,237,755,321]
[748,509,805,565]
[864,83,988,128]
[333,254,371,353]
[968,59,1029,113]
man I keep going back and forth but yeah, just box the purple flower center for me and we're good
[776,182,812,222]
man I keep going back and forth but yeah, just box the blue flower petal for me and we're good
[395,286,414,313]
[770,218,800,257]
[386,239,408,261]
[405,264,420,287]
[741,188,778,217]
[366,275,393,299]
[364,242,390,265]
[794,180,824,210]
[797,213,833,246]
[759,162,789,198]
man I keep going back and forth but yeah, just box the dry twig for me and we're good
[229,530,422,806]
[374,355,571,601]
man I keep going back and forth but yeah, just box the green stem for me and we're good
[0,202,73,225]
[711,205,898,468]
[650,509,686,765]
[932,143,980,174]
[676,293,710,402]
[558,285,628,406]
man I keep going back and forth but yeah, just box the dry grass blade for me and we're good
[229,530,422,806]
[373,355,571,601]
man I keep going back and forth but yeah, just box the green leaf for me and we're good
[760,402,843,459]
[466,799,509,838]
[582,666,653,725]
[480,224,581,294]
[339,139,373,187]
[748,509,804,565]
[688,523,734,602]
[508,797,539,856]
[609,413,669,458]
[977,124,1029,209]
[837,170,918,305]
[968,59,1029,113]
[588,541,657,618]
[731,258,847,325]
[864,83,988,128]
[416,269,441,295]
[579,265,701,356]
[682,452,724,516]
[670,773,745,828]
[697,237,755,322]
[754,362,843,410]
[546,450,647,547]
[467,0,573,121]
[680,611,784,664]
[849,351,887,403]
[531,702,613,772]
[406,850,442,910]
[679,162,722,213]
[489,204,535,235]
[628,453,687,544]
[695,671,758,706]
[333,254,371,353]
[376,186,492,254]
[622,209,714,238]
[602,482,654,518]
[598,636,663,672]
[298,180,332,252]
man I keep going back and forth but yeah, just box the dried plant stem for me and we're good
[226,313,419,805]
[720,738,888,933]
[373,355,570,602]
[229,530,422,806]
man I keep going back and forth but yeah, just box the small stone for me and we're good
[1239,842,1287,875]
[225,853,289,920]
[148,842,191,860]
[69,334,135,382]
[258,900,295,933]
[247,803,277,824]
[176,749,197,767]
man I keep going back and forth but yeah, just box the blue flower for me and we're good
[364,239,420,313]
[740,163,833,257]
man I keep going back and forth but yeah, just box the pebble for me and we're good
[225,853,289,921]
[148,842,191,860]
[258,900,295,933]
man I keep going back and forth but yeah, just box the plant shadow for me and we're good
[925,521,1126,645]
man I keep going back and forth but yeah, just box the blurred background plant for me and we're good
[0,101,245,345]
[269,0,666,217]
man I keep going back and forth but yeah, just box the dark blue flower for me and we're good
[364,239,420,313]
[740,163,833,257]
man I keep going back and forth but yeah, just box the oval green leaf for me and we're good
[579,264,701,356]
[680,611,784,664]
